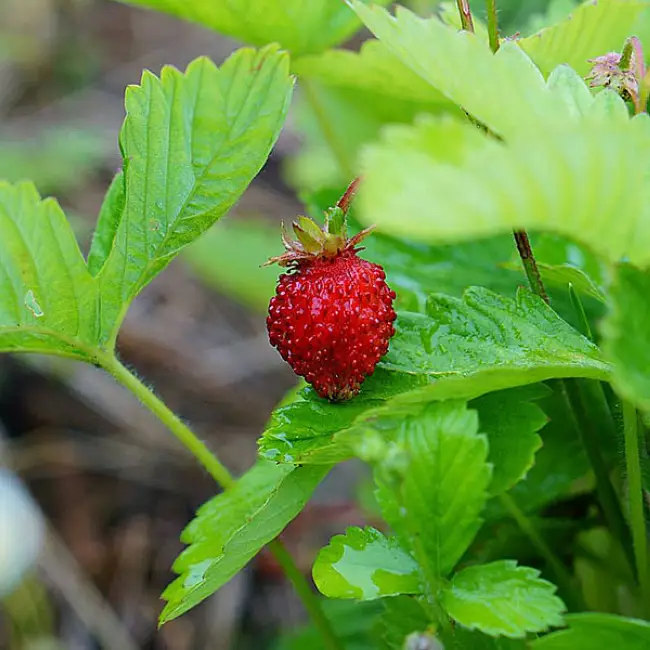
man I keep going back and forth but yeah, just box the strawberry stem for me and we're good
[455,0,475,32]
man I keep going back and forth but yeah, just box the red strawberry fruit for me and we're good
[265,180,397,402]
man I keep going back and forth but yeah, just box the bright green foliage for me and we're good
[358,115,650,268]
[351,2,625,139]
[532,613,650,648]
[442,561,565,638]
[472,385,548,496]
[313,527,420,600]
[160,460,330,623]
[602,264,650,411]
[259,287,609,465]
[373,402,491,578]
[518,1,650,77]
[116,0,389,55]
[92,48,293,343]
[0,182,100,360]
[292,39,451,106]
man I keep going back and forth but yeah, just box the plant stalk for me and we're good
[301,78,355,179]
[562,380,636,575]
[486,0,500,53]
[455,0,475,32]
[102,356,344,650]
[513,230,549,303]
[623,400,650,608]
[499,493,585,611]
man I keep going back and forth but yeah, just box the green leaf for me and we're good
[519,1,650,78]
[385,287,608,379]
[259,287,610,466]
[495,384,590,516]
[602,264,650,411]
[160,460,329,623]
[116,0,390,55]
[313,527,420,600]
[286,78,454,191]
[373,401,492,578]
[292,39,452,106]
[378,596,431,650]
[350,3,604,139]
[358,115,650,268]
[276,600,383,650]
[442,560,566,638]
[87,171,125,277]
[532,613,650,649]
[441,626,527,650]
[501,260,606,303]
[0,182,100,360]
[95,48,293,343]
[472,385,548,496]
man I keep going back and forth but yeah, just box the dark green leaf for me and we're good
[0,182,100,360]
[602,264,650,411]
[373,402,491,578]
[488,384,590,516]
[313,527,420,600]
[160,460,329,623]
[116,0,390,55]
[95,48,293,343]
[259,287,610,466]
[384,287,609,380]
[275,600,383,650]
[378,596,431,650]
[442,560,565,638]
[440,625,527,649]
[532,613,650,649]
[472,385,548,496]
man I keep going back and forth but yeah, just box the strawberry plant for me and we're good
[3,0,650,647]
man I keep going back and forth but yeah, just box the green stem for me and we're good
[499,493,585,611]
[623,400,650,608]
[485,0,500,53]
[562,380,636,575]
[301,78,355,179]
[102,355,235,489]
[101,355,343,650]
[267,540,342,650]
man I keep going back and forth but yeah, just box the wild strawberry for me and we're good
[265,180,396,402]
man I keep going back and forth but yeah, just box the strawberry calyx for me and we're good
[264,177,374,268]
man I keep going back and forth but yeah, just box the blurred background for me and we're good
[0,1,576,648]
